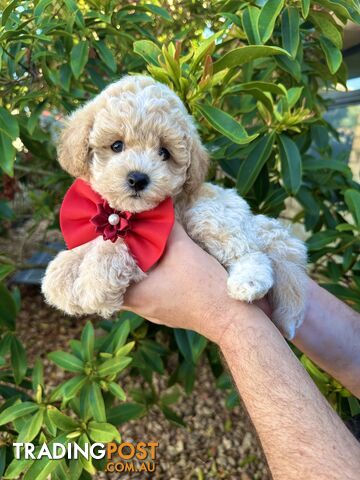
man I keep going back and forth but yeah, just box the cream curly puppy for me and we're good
[42,75,307,339]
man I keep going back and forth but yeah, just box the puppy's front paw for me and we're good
[227,253,273,302]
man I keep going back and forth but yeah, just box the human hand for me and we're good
[123,222,271,344]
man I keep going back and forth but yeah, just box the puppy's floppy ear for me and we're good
[57,99,100,178]
[184,131,209,195]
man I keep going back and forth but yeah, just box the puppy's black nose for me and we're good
[127,171,150,192]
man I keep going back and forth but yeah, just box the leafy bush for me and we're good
[1,0,360,477]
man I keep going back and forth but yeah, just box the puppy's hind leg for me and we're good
[227,252,274,303]
[269,262,307,340]
[255,215,308,339]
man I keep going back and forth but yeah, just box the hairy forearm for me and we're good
[219,302,360,480]
[293,278,360,398]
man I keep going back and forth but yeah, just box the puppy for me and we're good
[42,75,307,339]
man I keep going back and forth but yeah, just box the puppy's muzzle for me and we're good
[127,171,150,192]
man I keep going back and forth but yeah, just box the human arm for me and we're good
[292,278,360,398]
[124,222,360,480]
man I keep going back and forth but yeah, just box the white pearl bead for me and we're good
[108,213,120,225]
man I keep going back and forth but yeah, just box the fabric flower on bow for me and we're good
[90,202,133,243]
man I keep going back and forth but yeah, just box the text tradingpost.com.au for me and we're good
[13,441,159,473]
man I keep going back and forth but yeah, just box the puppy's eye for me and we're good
[111,140,124,153]
[159,147,170,161]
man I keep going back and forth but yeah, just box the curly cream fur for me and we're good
[42,75,307,339]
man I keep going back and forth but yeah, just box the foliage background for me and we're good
[0,0,360,477]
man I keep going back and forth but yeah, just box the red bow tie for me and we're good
[60,179,175,272]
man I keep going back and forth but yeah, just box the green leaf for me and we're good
[301,0,310,18]
[48,351,84,373]
[11,287,20,315]
[224,81,287,97]
[322,284,360,303]
[0,284,16,330]
[236,133,275,196]
[115,340,135,357]
[314,0,352,21]
[143,3,172,21]
[133,40,161,66]
[216,372,233,390]
[0,107,19,140]
[44,410,57,437]
[17,408,44,443]
[160,386,181,406]
[303,158,351,177]
[213,45,289,73]
[195,103,258,145]
[242,6,261,45]
[111,319,131,352]
[88,382,106,422]
[307,231,339,250]
[310,12,343,49]
[81,321,94,362]
[59,64,72,92]
[87,421,121,443]
[68,458,83,480]
[136,347,164,374]
[32,357,44,390]
[64,0,85,29]
[70,40,89,79]
[4,455,34,479]
[0,131,16,176]
[286,86,303,108]
[344,189,360,226]
[27,102,45,134]
[258,0,284,43]
[190,31,223,72]
[0,402,39,426]
[23,434,69,480]
[348,397,360,417]
[47,406,80,431]
[0,264,14,281]
[94,41,117,73]
[63,375,87,399]
[311,124,329,149]
[161,405,186,427]
[277,134,302,194]
[0,446,6,478]
[176,360,196,394]
[34,0,53,19]
[275,55,302,81]
[174,329,207,364]
[107,402,146,425]
[1,0,19,26]
[109,382,126,401]
[98,356,132,377]
[226,390,240,409]
[281,7,300,58]
[78,433,96,475]
[0,333,12,357]
[10,336,27,384]
[53,460,71,480]
[319,36,342,74]
[301,355,330,384]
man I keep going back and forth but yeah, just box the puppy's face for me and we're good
[58,76,208,213]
